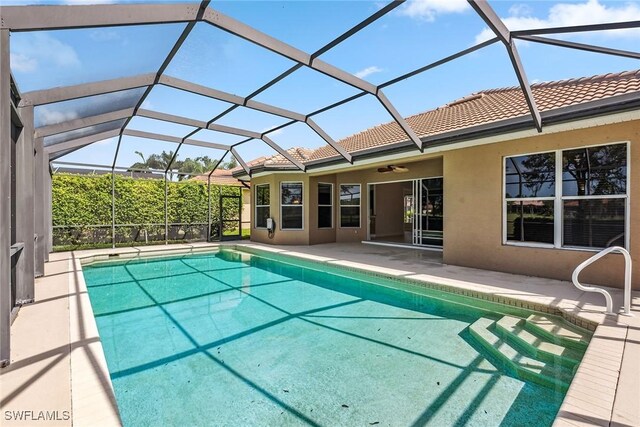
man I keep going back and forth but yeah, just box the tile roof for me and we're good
[243,69,640,169]
[235,147,316,170]
[264,147,315,166]
[193,155,271,184]
[307,69,640,162]
[191,168,246,186]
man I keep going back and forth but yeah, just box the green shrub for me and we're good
[52,173,241,250]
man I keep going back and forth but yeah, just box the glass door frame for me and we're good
[412,177,443,248]
[366,176,443,248]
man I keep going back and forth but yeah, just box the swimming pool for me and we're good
[82,248,587,426]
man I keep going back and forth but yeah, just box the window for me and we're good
[281,182,303,230]
[255,184,270,228]
[504,142,628,249]
[504,152,555,244]
[318,183,332,228]
[340,184,361,228]
[562,144,627,248]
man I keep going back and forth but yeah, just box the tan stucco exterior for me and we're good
[250,158,443,246]
[249,118,640,290]
[241,187,250,230]
[250,173,311,245]
[443,119,639,290]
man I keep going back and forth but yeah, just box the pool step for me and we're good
[524,314,590,351]
[494,316,581,368]
[469,317,576,393]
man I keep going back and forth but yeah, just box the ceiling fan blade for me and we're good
[392,166,409,173]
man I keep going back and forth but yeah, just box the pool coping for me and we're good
[10,242,637,426]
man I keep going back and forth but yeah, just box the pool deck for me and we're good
[1,242,638,427]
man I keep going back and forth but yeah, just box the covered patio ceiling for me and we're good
[3,0,640,179]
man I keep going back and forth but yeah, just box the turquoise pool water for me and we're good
[83,249,569,426]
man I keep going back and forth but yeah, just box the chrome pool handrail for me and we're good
[572,246,632,316]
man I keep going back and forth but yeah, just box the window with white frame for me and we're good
[340,184,361,228]
[255,184,270,228]
[504,142,627,249]
[281,182,303,230]
[318,183,332,228]
[504,152,555,244]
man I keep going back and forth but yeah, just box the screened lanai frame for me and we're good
[7,0,640,177]
[1,0,640,366]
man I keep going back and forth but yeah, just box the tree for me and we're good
[222,156,238,170]
[130,150,175,171]
[130,152,228,181]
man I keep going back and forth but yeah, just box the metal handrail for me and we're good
[572,246,632,316]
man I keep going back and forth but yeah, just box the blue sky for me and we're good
[7,0,640,170]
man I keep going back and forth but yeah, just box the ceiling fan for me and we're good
[377,165,409,174]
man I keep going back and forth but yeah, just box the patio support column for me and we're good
[0,29,11,367]
[111,169,116,249]
[33,136,45,277]
[164,173,168,245]
[207,174,211,242]
[15,104,35,304]
[44,159,52,258]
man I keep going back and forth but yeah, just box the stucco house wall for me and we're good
[250,173,310,245]
[241,187,251,230]
[443,119,639,290]
[248,119,639,290]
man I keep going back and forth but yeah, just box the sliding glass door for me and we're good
[412,178,443,247]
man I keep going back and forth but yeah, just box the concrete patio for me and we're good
[1,242,638,426]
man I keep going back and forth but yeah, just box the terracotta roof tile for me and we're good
[302,69,640,163]
[191,169,245,186]
[242,147,316,169]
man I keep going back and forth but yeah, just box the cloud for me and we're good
[11,33,80,73]
[89,30,121,42]
[37,89,142,127]
[38,108,79,126]
[261,126,284,137]
[509,3,534,17]
[354,66,383,79]
[398,0,469,22]
[475,0,640,44]
[10,53,37,72]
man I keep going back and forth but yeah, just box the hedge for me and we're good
[52,173,241,249]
